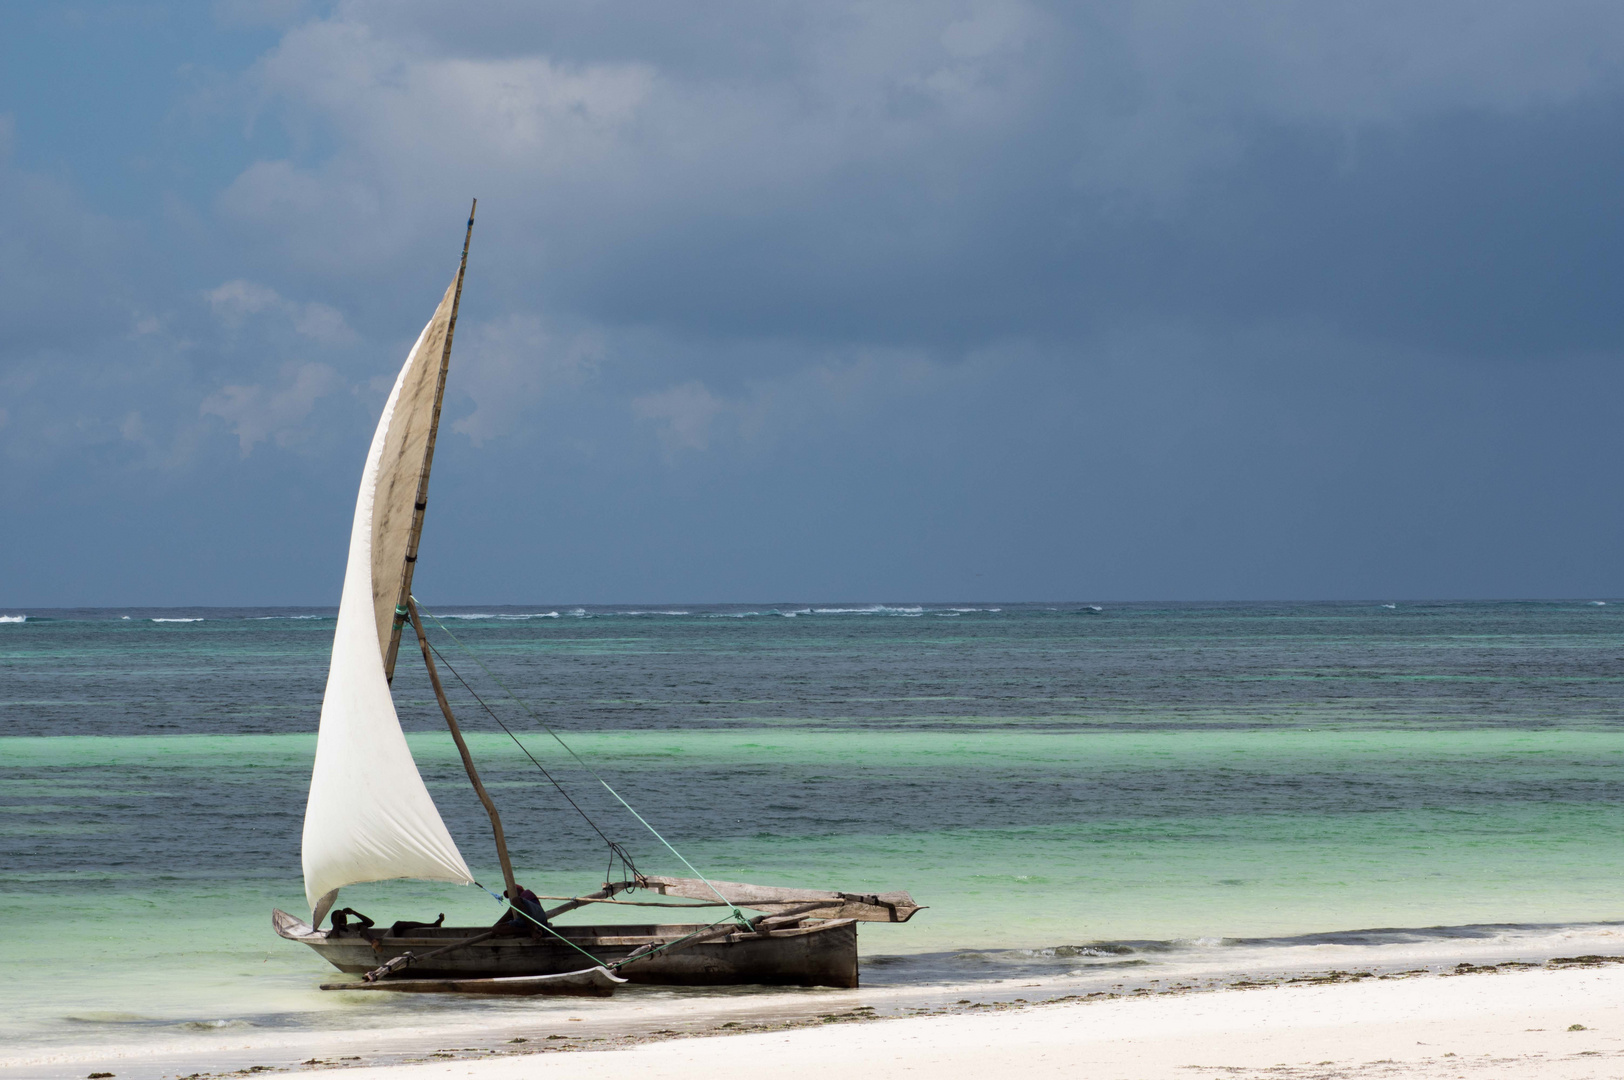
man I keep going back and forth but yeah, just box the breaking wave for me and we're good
[151,618,203,623]
[0,614,24,624]
[440,612,560,620]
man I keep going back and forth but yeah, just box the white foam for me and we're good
[0,615,24,624]
[440,612,560,620]
[1382,603,1397,609]
[1591,601,1607,606]
[151,618,203,623]
[813,605,926,615]
[253,615,329,620]
[622,610,690,616]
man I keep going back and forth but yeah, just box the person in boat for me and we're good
[327,907,375,938]
[387,913,446,936]
[494,884,547,932]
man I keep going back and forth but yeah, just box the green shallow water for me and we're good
[7,729,1624,1016]
[3,602,1624,1054]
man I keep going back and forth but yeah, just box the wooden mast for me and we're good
[383,203,520,906]
[383,198,477,684]
[407,597,519,902]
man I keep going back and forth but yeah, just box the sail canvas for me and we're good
[300,277,474,917]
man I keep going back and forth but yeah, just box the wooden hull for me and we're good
[273,910,860,989]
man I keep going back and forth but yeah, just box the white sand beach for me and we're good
[314,963,1624,1080]
[12,959,1620,1080]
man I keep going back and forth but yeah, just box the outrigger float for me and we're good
[272,203,920,995]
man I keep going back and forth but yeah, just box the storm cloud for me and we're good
[3,1,1622,604]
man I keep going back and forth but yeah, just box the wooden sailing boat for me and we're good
[271,204,920,996]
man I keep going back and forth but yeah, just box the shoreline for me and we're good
[337,959,1624,1080]
[10,953,1624,1080]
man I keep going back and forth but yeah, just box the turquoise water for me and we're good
[3,601,1623,1062]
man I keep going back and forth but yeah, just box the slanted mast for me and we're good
[300,204,478,921]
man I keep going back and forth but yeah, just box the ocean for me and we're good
[4,601,1624,1073]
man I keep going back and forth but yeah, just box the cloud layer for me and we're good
[4,1,1624,603]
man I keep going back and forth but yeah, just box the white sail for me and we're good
[301,279,474,917]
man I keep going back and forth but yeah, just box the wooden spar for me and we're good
[407,596,518,901]
[363,928,503,982]
[383,198,476,684]
[608,905,829,972]
[325,967,624,996]
[543,882,631,922]
[636,876,923,922]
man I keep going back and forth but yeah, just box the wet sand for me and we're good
[303,960,1624,1079]
[11,956,1624,1080]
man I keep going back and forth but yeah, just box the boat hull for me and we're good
[273,911,860,989]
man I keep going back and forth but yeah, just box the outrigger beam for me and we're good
[632,876,923,922]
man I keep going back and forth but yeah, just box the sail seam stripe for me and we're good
[416,600,748,923]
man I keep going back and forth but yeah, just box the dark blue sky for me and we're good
[4,1,1623,605]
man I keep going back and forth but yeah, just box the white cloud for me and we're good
[201,361,343,454]
[223,0,1624,256]
[214,2,1050,270]
[206,279,282,322]
[450,313,602,445]
[205,278,354,343]
[290,302,351,344]
[632,381,728,453]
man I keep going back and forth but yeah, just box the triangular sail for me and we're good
[301,251,475,917]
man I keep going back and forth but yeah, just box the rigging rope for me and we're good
[471,881,608,967]
[414,599,751,928]
[474,881,744,973]
[418,633,643,885]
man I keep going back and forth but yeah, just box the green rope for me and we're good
[606,917,744,970]
[478,882,740,973]
[416,599,751,929]
[475,883,608,968]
